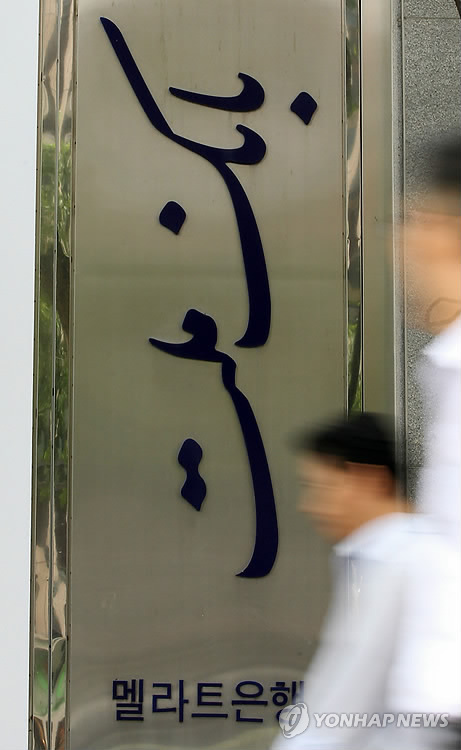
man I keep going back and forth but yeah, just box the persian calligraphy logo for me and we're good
[101,17,317,578]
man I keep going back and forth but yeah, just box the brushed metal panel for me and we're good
[68,2,346,749]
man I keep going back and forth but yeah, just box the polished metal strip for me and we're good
[29,10,42,741]
[50,2,74,746]
[392,0,408,490]
[360,0,396,414]
[48,3,60,742]
[30,2,59,746]
[344,0,363,413]
[30,0,74,746]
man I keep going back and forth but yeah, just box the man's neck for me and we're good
[343,499,408,541]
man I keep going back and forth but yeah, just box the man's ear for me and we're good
[345,462,394,497]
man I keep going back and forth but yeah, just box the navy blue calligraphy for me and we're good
[101,16,318,577]
[178,438,207,513]
[101,17,270,348]
[150,310,278,578]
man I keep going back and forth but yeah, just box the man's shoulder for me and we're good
[423,315,461,371]
[390,514,461,595]
[351,513,455,586]
[352,513,418,564]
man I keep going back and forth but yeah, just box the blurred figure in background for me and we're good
[387,136,461,744]
[404,135,461,537]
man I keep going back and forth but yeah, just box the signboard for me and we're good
[31,0,399,747]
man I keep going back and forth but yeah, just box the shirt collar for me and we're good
[423,315,461,370]
[334,512,408,559]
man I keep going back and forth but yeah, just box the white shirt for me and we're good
[271,513,429,750]
[387,317,461,720]
[416,316,461,539]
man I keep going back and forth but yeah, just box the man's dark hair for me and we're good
[296,412,399,481]
[429,135,461,195]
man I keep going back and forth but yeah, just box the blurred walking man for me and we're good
[387,136,461,745]
[272,413,422,750]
